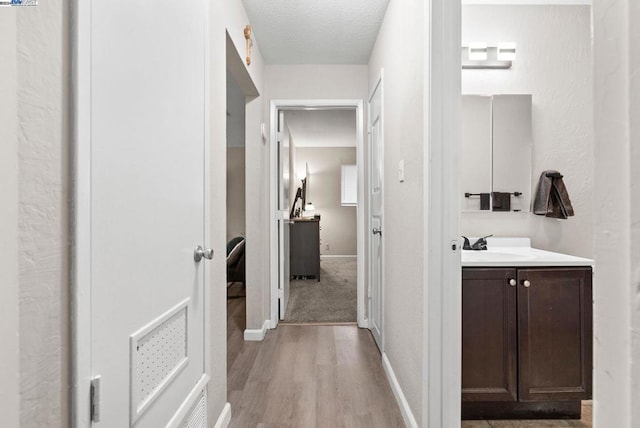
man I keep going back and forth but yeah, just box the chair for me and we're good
[227,237,245,287]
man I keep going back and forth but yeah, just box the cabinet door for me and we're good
[517,268,593,402]
[462,268,518,402]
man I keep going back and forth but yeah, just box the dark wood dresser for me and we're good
[289,218,320,281]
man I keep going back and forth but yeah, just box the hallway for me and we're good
[227,297,404,427]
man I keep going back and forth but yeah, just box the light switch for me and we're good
[398,160,405,183]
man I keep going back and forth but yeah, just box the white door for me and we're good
[277,111,291,320]
[89,1,209,426]
[369,77,384,350]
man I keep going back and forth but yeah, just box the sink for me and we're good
[460,238,594,267]
[462,250,535,262]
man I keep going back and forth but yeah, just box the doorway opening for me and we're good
[225,67,248,332]
[269,100,367,330]
[278,109,359,324]
[224,30,261,404]
[459,3,595,427]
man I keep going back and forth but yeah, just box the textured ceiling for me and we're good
[243,0,390,64]
[284,110,357,147]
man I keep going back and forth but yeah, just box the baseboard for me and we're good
[382,352,419,428]
[320,254,357,260]
[243,319,270,341]
[213,402,231,428]
[358,317,369,329]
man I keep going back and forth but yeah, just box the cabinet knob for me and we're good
[523,280,531,288]
[509,279,517,286]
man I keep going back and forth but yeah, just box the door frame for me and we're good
[276,109,290,320]
[269,99,366,328]
[71,1,212,425]
[422,0,461,426]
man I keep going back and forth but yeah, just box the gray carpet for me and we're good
[282,258,357,323]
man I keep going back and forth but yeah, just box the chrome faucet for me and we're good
[461,235,492,251]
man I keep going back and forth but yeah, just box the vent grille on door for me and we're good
[181,392,207,428]
[130,299,190,424]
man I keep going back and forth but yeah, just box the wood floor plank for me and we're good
[227,297,405,427]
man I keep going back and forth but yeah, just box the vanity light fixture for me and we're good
[497,42,517,61]
[462,42,516,69]
[468,42,488,61]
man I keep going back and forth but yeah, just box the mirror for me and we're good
[461,94,532,212]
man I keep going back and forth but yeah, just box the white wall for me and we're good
[225,0,263,95]
[226,71,246,241]
[265,65,368,100]
[460,5,594,259]
[244,94,269,330]
[227,71,246,148]
[0,10,20,428]
[227,148,246,240]
[368,0,425,423]
[15,1,70,426]
[295,147,358,256]
[593,0,640,426]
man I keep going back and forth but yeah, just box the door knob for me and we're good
[372,227,382,236]
[509,279,516,286]
[194,245,214,262]
[523,280,531,288]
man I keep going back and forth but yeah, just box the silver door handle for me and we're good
[372,227,382,236]
[523,280,531,288]
[194,245,214,262]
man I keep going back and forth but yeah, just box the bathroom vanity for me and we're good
[461,238,593,420]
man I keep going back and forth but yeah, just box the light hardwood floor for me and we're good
[227,296,405,427]
[227,294,592,428]
[460,402,592,428]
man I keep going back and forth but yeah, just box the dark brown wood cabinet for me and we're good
[517,268,593,402]
[462,268,518,402]
[289,219,320,280]
[462,266,592,419]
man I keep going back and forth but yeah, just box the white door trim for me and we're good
[71,0,92,424]
[423,0,462,427]
[71,1,212,425]
[269,99,366,328]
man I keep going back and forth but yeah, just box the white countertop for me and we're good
[461,237,594,268]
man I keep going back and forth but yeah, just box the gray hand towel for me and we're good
[492,192,511,212]
[533,170,574,219]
